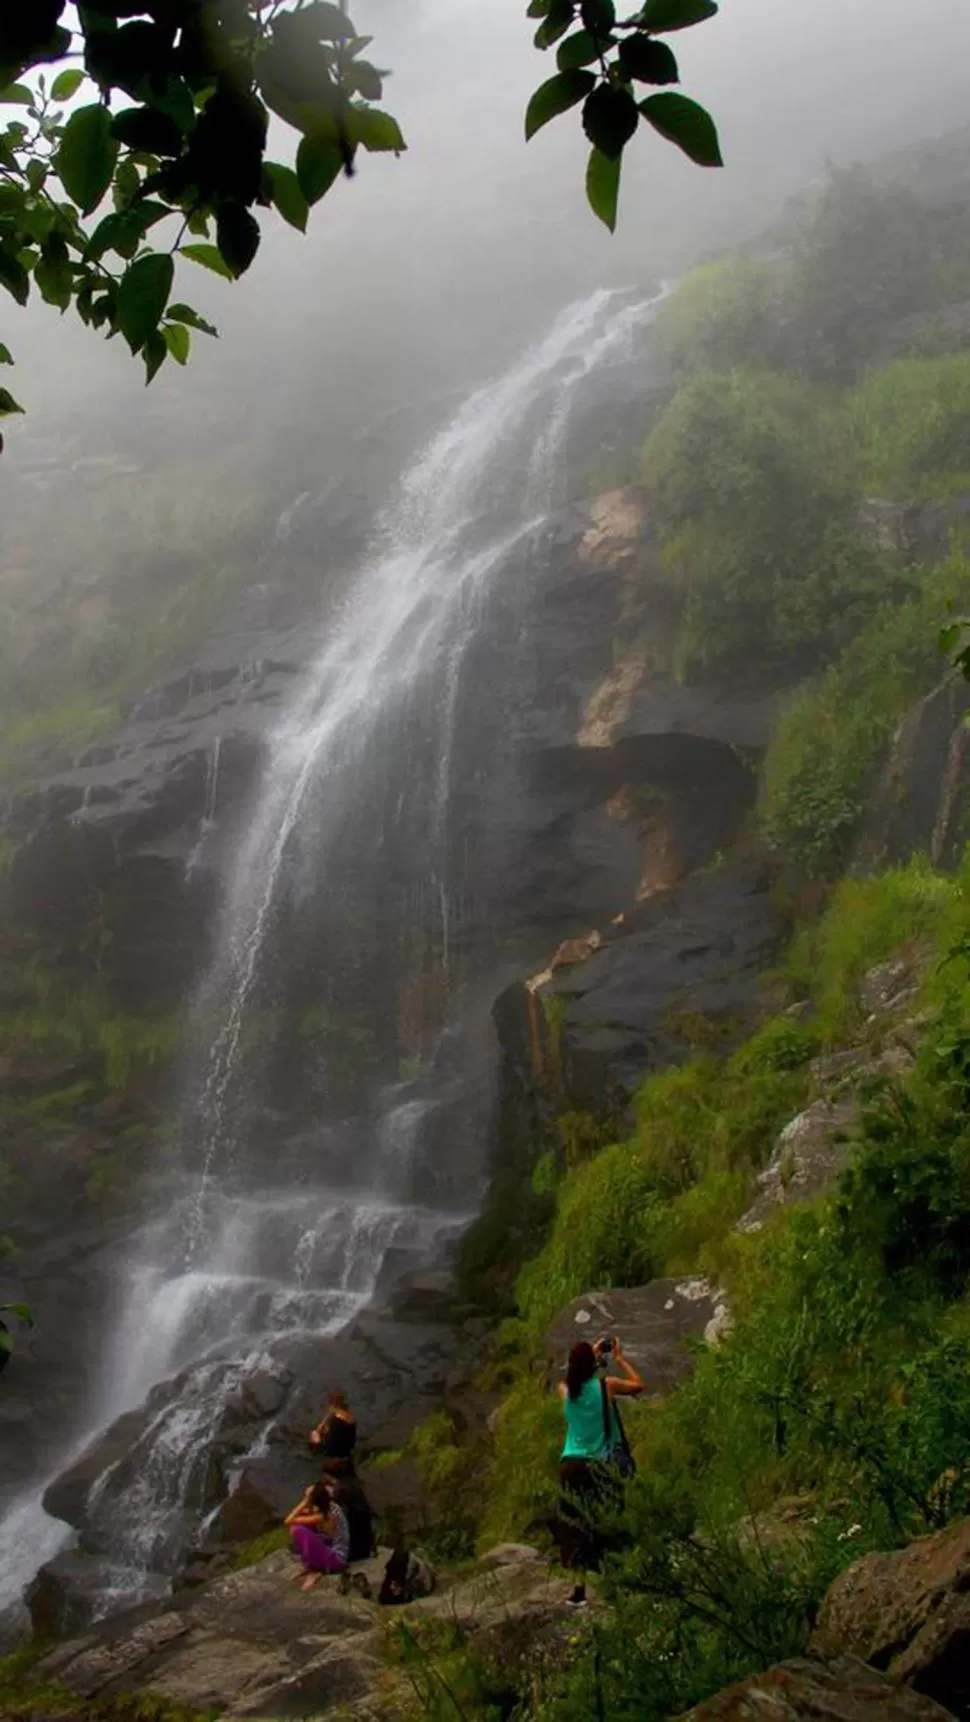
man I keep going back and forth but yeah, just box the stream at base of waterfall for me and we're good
[0,287,664,1638]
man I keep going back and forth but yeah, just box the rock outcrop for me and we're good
[545,1278,721,1390]
[679,1655,956,1720]
[25,1543,571,1722]
[812,1517,970,1719]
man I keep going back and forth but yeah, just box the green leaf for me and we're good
[346,106,405,153]
[216,204,260,278]
[143,327,167,383]
[580,0,615,31]
[116,250,173,350]
[526,69,596,141]
[167,302,217,337]
[556,31,603,70]
[527,0,555,15]
[0,343,12,364]
[618,35,679,83]
[51,68,86,102]
[586,144,621,231]
[582,82,639,159]
[296,134,342,204]
[34,258,72,309]
[0,1330,12,1355]
[0,387,25,416]
[0,1302,33,1326]
[349,60,383,101]
[85,202,169,262]
[110,106,182,155]
[0,84,34,105]
[295,2,357,42]
[534,2,578,50]
[162,320,190,364]
[638,0,718,30]
[56,102,119,215]
[264,161,308,233]
[639,91,722,165]
[0,249,29,306]
[179,242,234,280]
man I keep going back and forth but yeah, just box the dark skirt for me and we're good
[556,1457,620,1575]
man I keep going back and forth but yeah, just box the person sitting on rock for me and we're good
[556,1335,643,1609]
[332,1472,376,1563]
[378,1542,435,1606]
[285,1478,350,1590]
[310,1387,357,1477]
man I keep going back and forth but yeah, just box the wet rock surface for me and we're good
[27,1542,572,1721]
[678,1654,956,1719]
[812,1517,970,1717]
[31,1307,470,1624]
[545,1277,719,1391]
[497,857,784,1126]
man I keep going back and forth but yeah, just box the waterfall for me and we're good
[0,285,663,1629]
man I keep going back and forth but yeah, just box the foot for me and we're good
[567,1585,588,1608]
[300,1574,322,1592]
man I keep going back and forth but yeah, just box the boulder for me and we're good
[545,1277,718,1392]
[27,1543,572,1721]
[737,1097,860,1233]
[678,1654,956,1719]
[811,1517,970,1716]
[855,675,970,875]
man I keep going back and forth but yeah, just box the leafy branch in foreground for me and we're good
[526,0,722,231]
[0,0,404,410]
[0,0,722,415]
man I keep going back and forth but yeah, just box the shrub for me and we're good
[644,367,887,674]
[654,256,788,378]
[851,352,970,501]
[761,558,970,876]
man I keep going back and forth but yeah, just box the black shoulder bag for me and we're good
[600,1379,637,1480]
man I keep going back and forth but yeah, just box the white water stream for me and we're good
[0,286,661,1629]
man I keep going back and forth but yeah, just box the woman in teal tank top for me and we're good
[556,1335,643,1606]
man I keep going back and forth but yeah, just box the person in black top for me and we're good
[310,1387,357,1477]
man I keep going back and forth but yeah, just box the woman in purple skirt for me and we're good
[285,1479,350,1590]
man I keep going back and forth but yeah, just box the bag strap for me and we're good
[600,1377,613,1452]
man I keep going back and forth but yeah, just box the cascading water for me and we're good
[0,285,663,1630]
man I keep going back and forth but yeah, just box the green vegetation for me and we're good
[653,254,787,377]
[852,353,970,501]
[228,1526,289,1571]
[641,165,970,687]
[761,555,970,875]
[644,365,891,676]
[420,859,970,1718]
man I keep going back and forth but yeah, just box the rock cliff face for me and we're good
[0,476,794,1625]
[6,465,970,1636]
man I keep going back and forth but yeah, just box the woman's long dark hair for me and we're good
[566,1340,597,1401]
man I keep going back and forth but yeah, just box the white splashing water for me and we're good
[0,286,663,1629]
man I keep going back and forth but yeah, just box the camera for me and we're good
[597,1335,614,1359]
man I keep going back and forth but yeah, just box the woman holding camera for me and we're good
[310,1387,357,1477]
[556,1334,643,1607]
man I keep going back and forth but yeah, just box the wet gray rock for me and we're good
[498,859,784,1125]
[678,1655,956,1720]
[812,1517,970,1717]
[738,1096,861,1233]
[855,675,970,876]
[545,1278,718,1393]
[29,1542,571,1721]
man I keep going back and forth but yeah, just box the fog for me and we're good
[5,0,970,484]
